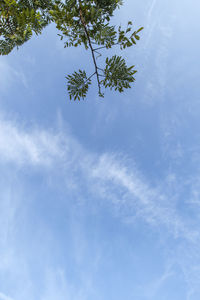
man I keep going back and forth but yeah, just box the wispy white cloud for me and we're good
[0,292,14,300]
[0,116,67,166]
[1,113,200,299]
[0,60,27,92]
[135,261,175,299]
[0,114,198,243]
[88,153,199,242]
[147,0,157,20]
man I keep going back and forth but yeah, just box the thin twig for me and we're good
[93,45,107,51]
[94,50,102,60]
[94,43,120,51]
[85,71,96,83]
[97,67,104,71]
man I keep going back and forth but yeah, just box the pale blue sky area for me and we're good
[0,0,200,300]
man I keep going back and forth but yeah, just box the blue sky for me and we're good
[0,0,200,299]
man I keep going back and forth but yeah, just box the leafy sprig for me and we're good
[0,0,144,100]
[102,55,137,92]
[66,70,92,100]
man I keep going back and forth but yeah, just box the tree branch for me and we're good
[78,0,102,95]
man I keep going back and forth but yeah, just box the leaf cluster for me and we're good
[50,0,124,49]
[0,0,53,54]
[66,69,91,100]
[103,55,136,92]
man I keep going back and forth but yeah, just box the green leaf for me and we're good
[137,27,144,33]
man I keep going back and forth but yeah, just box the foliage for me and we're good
[103,55,137,93]
[66,69,92,100]
[0,0,144,100]
[0,0,53,55]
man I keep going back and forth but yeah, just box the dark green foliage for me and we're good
[102,55,137,92]
[0,0,144,100]
[66,70,91,100]
[0,0,53,55]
